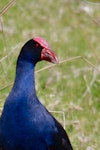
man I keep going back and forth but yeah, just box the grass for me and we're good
[0,0,100,149]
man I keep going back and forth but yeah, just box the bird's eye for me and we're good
[35,43,40,48]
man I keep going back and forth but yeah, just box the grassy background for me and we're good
[0,0,100,149]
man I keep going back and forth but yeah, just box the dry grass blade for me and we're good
[0,42,21,63]
[0,56,100,91]
[86,13,100,26]
[80,70,97,101]
[80,0,100,26]
[36,56,100,73]
[50,110,66,129]
[36,56,82,73]
[0,82,13,91]
[0,0,16,17]
[81,57,100,73]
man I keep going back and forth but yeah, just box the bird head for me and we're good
[33,37,59,64]
[19,37,59,65]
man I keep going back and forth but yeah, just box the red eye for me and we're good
[35,43,40,48]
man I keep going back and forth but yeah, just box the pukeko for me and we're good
[0,37,73,150]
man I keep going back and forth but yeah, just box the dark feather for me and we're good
[0,38,73,150]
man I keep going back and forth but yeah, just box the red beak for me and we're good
[33,37,59,64]
[41,48,59,64]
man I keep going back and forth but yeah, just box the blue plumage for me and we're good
[0,37,73,150]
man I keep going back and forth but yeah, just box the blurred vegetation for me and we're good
[0,0,100,149]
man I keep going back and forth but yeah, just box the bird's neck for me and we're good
[11,60,37,99]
